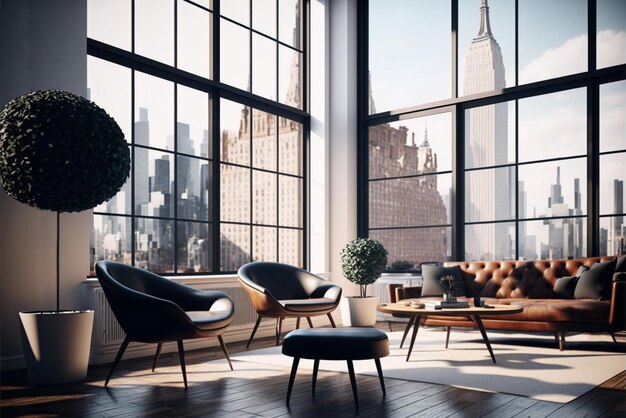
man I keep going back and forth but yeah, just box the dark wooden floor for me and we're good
[2,325,625,417]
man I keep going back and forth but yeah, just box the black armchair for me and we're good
[95,261,235,388]
[238,262,342,348]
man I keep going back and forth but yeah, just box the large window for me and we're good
[88,0,307,274]
[361,0,626,267]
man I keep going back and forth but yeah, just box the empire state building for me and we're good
[464,0,513,260]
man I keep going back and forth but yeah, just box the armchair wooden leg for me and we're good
[611,332,618,343]
[296,317,301,329]
[445,327,451,349]
[558,331,566,351]
[152,343,162,372]
[247,315,262,349]
[218,335,234,371]
[276,317,284,346]
[306,317,314,328]
[388,320,393,332]
[105,336,130,386]
[327,313,336,328]
[177,340,188,389]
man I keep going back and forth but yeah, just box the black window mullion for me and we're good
[453,104,464,261]
[452,0,458,99]
[588,80,600,256]
[514,99,520,259]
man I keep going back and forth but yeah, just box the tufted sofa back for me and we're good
[444,256,617,299]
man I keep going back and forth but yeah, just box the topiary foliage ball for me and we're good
[340,238,388,287]
[0,90,130,212]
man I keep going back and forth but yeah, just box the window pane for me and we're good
[135,149,174,218]
[279,0,301,49]
[253,226,277,261]
[279,117,302,175]
[518,159,586,220]
[279,228,303,267]
[369,0,450,113]
[519,0,587,84]
[178,86,210,158]
[94,151,132,215]
[465,167,515,222]
[221,223,251,271]
[369,174,451,228]
[177,0,212,78]
[465,222,515,261]
[252,0,276,37]
[221,99,250,165]
[177,221,211,272]
[177,156,211,221]
[221,0,249,26]
[278,175,302,227]
[600,216,626,256]
[600,152,626,215]
[369,112,452,179]
[518,218,586,260]
[597,0,626,68]
[459,0,515,95]
[135,217,175,272]
[465,101,515,169]
[220,165,250,223]
[252,111,277,171]
[88,57,132,142]
[253,170,277,225]
[135,0,174,65]
[88,0,131,51]
[278,45,302,108]
[135,72,174,151]
[370,227,451,270]
[600,80,626,153]
[91,215,132,271]
[220,19,250,91]
[252,34,277,100]
[518,88,586,162]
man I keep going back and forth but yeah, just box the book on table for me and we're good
[424,301,470,309]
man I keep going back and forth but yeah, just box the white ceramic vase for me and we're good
[19,310,94,384]
[339,296,379,327]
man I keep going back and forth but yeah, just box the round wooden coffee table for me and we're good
[377,302,523,363]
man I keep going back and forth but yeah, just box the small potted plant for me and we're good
[439,275,457,303]
[0,90,130,384]
[339,238,388,326]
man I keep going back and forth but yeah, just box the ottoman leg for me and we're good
[312,359,320,396]
[286,357,300,406]
[347,360,359,411]
[374,358,386,397]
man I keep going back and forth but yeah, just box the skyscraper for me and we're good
[463,0,510,260]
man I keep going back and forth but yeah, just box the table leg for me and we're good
[400,315,416,349]
[406,314,421,361]
[471,315,496,363]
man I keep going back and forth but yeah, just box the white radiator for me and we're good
[90,285,257,347]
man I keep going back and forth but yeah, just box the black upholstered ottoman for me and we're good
[281,327,389,410]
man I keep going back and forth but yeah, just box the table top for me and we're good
[377,301,523,316]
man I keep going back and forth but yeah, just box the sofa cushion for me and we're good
[553,276,578,299]
[575,265,589,277]
[574,258,617,300]
[421,265,466,297]
[507,299,610,322]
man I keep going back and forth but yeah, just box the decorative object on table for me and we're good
[0,90,130,384]
[421,264,466,297]
[339,238,388,326]
[237,262,342,348]
[439,274,458,303]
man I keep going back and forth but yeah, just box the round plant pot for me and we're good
[19,310,94,384]
[339,296,379,327]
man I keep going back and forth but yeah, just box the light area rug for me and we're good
[231,328,626,403]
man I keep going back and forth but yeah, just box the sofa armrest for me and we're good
[396,286,422,301]
[609,279,626,330]
[613,272,626,282]
[387,283,403,303]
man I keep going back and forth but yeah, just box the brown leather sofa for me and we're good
[392,256,626,350]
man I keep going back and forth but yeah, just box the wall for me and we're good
[0,0,91,370]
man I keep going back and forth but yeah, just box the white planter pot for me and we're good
[19,310,94,384]
[339,296,379,327]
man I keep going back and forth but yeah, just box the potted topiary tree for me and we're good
[0,90,131,384]
[339,238,388,326]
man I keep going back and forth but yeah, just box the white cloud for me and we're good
[520,34,587,84]
[597,29,626,69]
